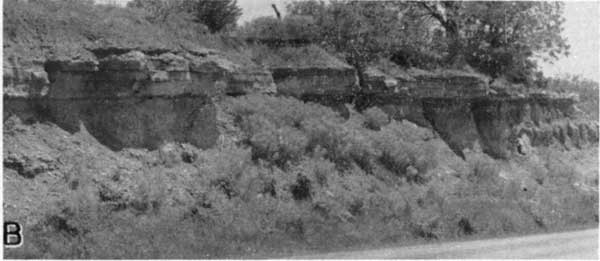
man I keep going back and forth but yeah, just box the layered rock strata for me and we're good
[4,42,597,160]
[247,45,358,101]
[362,65,599,158]
[4,49,275,150]
[259,52,598,159]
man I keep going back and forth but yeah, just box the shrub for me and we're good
[128,0,241,33]
[292,157,338,188]
[223,94,371,171]
[184,0,242,33]
[529,161,549,185]
[362,107,389,131]
[370,122,438,183]
[126,0,188,23]
[223,94,341,128]
[466,153,500,185]
[546,75,599,120]
[545,157,579,186]
[238,15,319,40]
[376,140,431,184]
[301,118,346,164]
[249,125,308,168]
[195,146,252,199]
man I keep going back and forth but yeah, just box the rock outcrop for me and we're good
[266,54,598,159]
[361,63,599,159]
[247,44,358,101]
[4,48,275,150]
[4,40,597,160]
[471,94,599,158]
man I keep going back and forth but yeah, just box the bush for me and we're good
[238,15,319,40]
[544,155,579,186]
[466,153,500,185]
[223,94,341,128]
[249,124,308,168]
[370,121,438,183]
[376,139,431,184]
[222,94,371,171]
[184,0,242,33]
[128,0,241,33]
[546,75,599,120]
[362,107,389,131]
[126,0,188,23]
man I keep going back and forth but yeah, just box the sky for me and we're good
[99,0,599,81]
[538,1,599,81]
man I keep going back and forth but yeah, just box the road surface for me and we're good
[294,229,598,259]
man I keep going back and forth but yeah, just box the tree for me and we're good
[184,0,242,33]
[418,1,569,82]
[282,1,569,85]
[128,0,241,33]
[287,0,406,87]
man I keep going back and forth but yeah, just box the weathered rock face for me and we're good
[4,49,276,150]
[5,40,596,160]
[271,67,357,98]
[471,95,599,158]
[247,44,358,100]
[247,45,598,159]
[363,67,490,98]
[422,99,482,158]
[358,63,599,159]
[359,67,491,131]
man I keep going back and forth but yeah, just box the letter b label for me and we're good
[4,222,23,247]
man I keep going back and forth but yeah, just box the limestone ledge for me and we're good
[3,49,276,150]
[4,49,276,100]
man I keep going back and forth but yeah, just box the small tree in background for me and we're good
[128,0,241,33]
[418,1,569,83]
[237,15,319,41]
[184,0,242,33]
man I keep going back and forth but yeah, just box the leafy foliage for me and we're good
[284,0,569,84]
[126,0,188,23]
[362,107,390,131]
[185,0,242,33]
[238,15,319,40]
[286,1,410,86]
[417,1,569,82]
[546,75,599,120]
[128,0,241,33]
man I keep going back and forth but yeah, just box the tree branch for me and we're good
[419,2,446,25]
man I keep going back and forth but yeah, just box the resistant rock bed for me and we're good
[4,49,275,150]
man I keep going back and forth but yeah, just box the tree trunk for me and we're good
[271,4,281,20]
[444,23,467,69]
